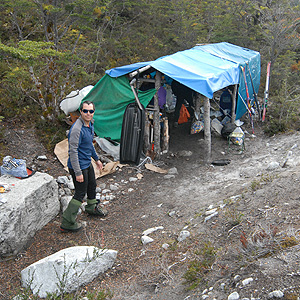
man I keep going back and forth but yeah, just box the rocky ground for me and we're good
[1,117,300,300]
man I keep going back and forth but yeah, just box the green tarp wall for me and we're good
[83,74,156,141]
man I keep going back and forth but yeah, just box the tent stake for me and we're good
[204,97,211,163]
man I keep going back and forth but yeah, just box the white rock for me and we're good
[37,155,47,160]
[57,176,69,184]
[178,150,193,157]
[168,167,178,175]
[268,290,284,298]
[164,174,175,179]
[128,188,134,192]
[102,189,111,194]
[66,180,75,190]
[177,230,190,242]
[143,226,164,236]
[0,173,59,257]
[242,277,253,286]
[204,211,218,222]
[60,195,73,212]
[109,184,118,191]
[168,211,176,217]
[129,177,138,182]
[21,246,117,298]
[98,183,106,189]
[162,243,169,250]
[228,291,240,300]
[205,208,218,215]
[141,235,154,245]
[267,161,280,170]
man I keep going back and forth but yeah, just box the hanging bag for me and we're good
[178,104,190,124]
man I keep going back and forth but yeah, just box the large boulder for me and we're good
[0,172,59,257]
[21,246,118,298]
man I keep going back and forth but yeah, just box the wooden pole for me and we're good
[231,84,238,123]
[153,71,161,155]
[194,93,202,120]
[144,117,151,153]
[203,97,211,163]
[162,117,169,152]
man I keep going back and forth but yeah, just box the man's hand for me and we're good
[76,174,84,182]
[95,160,103,170]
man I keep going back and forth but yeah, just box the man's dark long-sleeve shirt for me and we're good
[67,116,99,176]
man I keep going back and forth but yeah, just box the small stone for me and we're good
[204,212,218,222]
[267,161,279,170]
[242,277,253,286]
[177,230,190,242]
[129,177,138,182]
[66,181,74,190]
[98,183,106,189]
[168,167,178,175]
[37,155,47,160]
[164,174,175,179]
[228,291,240,300]
[268,290,284,298]
[128,188,134,192]
[109,184,118,191]
[102,189,111,194]
[178,150,193,157]
[168,211,176,217]
[141,235,154,245]
[162,243,169,250]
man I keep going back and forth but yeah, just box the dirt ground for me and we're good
[2,116,300,300]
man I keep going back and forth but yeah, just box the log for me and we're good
[203,97,211,162]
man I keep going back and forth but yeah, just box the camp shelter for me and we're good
[83,42,260,157]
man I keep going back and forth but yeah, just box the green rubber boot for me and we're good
[85,199,108,217]
[60,198,82,232]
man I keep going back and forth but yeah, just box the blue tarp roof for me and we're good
[106,42,261,120]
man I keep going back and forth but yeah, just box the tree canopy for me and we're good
[0,0,300,134]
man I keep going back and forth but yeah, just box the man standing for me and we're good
[60,100,107,232]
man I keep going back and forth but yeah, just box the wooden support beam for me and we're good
[194,93,202,119]
[162,117,169,153]
[153,71,162,155]
[129,65,151,78]
[203,97,211,163]
[231,84,238,123]
[144,117,151,153]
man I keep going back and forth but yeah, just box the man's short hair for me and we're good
[80,100,95,111]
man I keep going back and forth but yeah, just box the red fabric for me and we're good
[178,104,190,124]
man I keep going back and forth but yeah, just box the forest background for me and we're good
[1,0,300,152]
